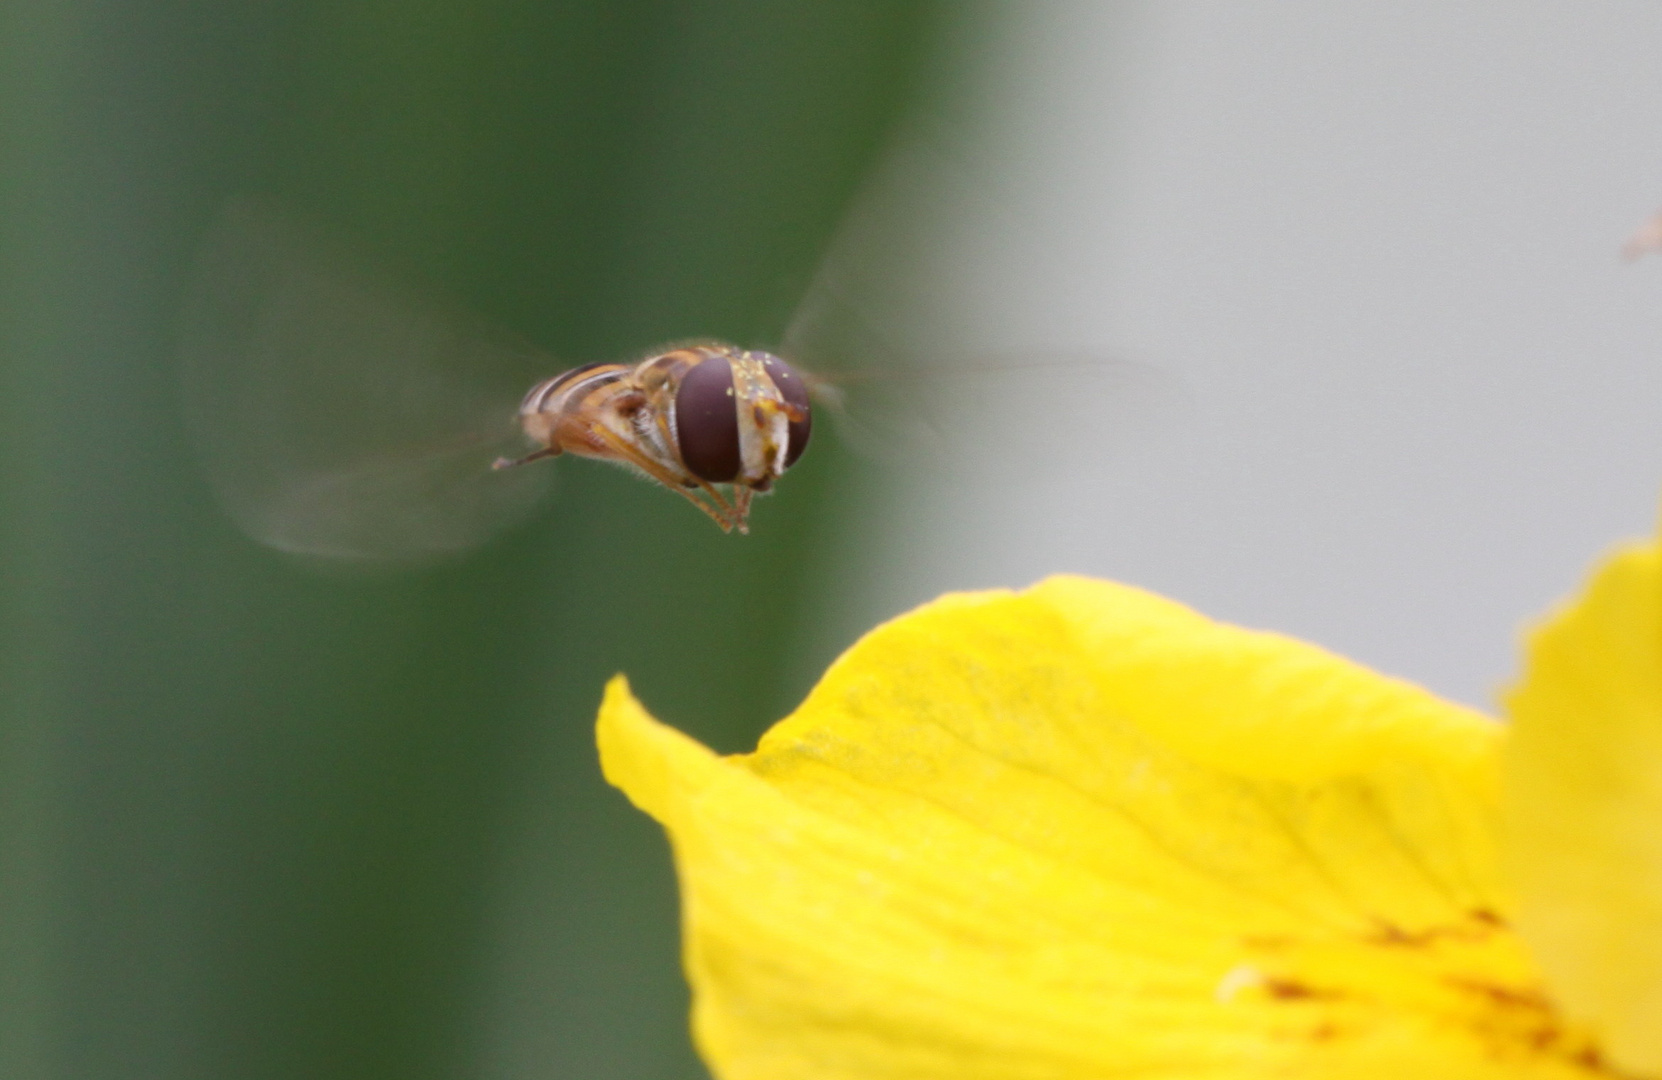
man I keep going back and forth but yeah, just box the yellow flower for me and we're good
[598,531,1662,1077]
[1506,538,1662,1075]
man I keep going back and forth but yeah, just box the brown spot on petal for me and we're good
[1263,978,1342,1002]
[1367,911,1503,948]
[1444,977,1551,1012]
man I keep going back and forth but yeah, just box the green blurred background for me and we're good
[1,2,947,1077]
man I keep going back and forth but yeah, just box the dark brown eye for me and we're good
[674,357,741,483]
[762,354,812,468]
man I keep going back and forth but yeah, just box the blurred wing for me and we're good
[178,198,552,565]
[794,349,1187,470]
[777,143,1188,470]
[781,246,1186,469]
[780,277,949,461]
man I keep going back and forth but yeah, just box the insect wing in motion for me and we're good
[179,182,1177,562]
[178,199,551,564]
[776,267,1181,473]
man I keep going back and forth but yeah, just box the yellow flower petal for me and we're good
[601,575,1601,1078]
[1506,536,1662,1075]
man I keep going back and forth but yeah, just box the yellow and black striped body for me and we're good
[501,342,812,533]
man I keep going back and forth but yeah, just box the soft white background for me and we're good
[821,0,1662,710]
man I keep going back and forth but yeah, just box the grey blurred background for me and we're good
[5,3,1662,1080]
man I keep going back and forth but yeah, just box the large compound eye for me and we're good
[762,354,812,468]
[674,357,741,483]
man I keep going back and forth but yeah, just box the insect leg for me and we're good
[731,485,753,529]
[685,476,747,533]
[587,424,742,533]
[492,447,559,470]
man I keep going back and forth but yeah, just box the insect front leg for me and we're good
[587,423,744,533]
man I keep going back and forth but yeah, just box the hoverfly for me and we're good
[495,342,813,535]
[179,189,1164,563]
[177,197,880,560]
